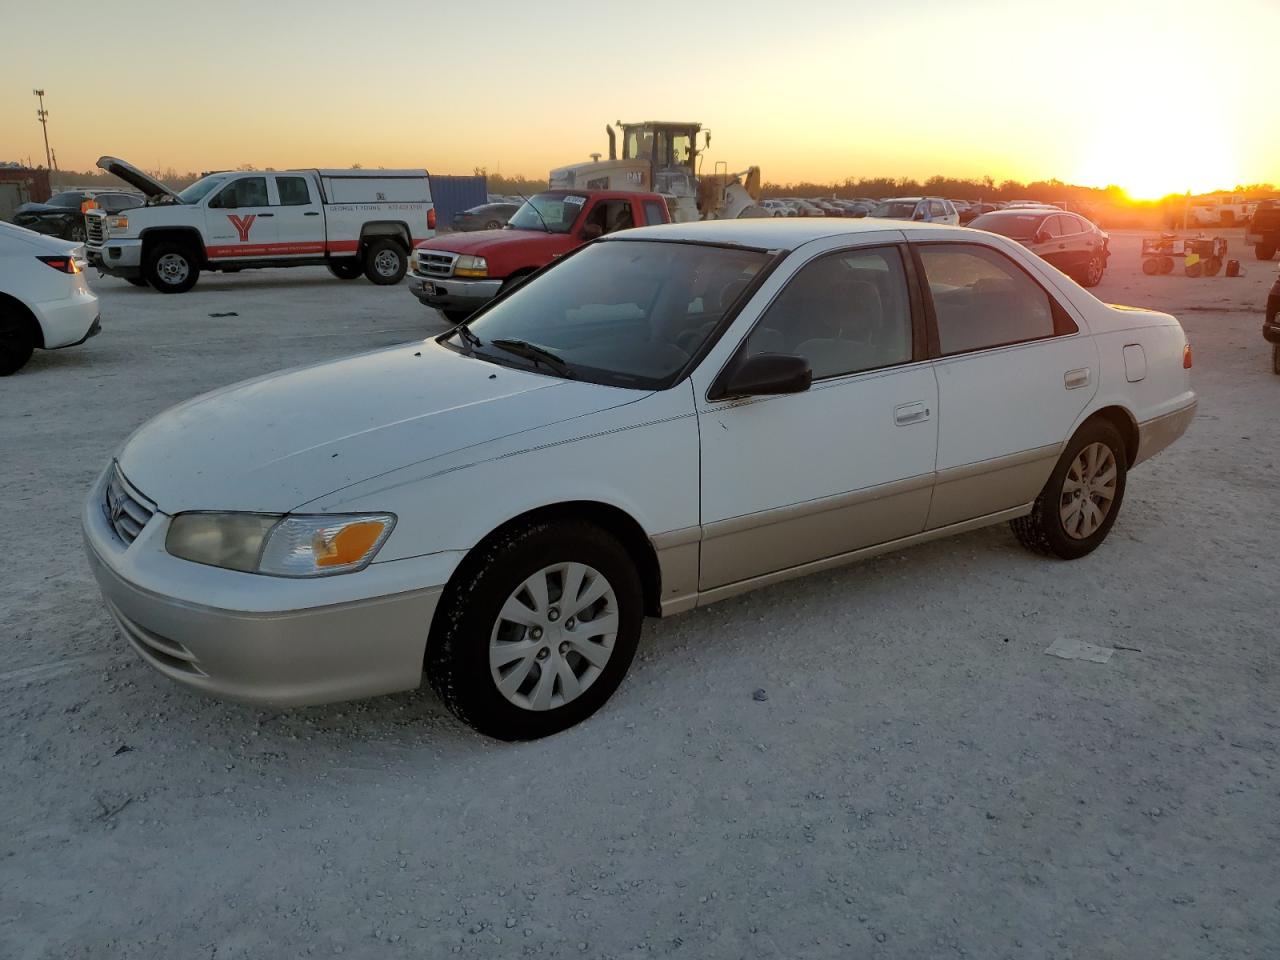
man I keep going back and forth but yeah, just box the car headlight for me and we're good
[166,512,395,577]
[454,255,488,277]
[109,215,128,230]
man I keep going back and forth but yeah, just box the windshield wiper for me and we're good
[450,322,483,355]
[515,191,552,233]
[490,338,574,378]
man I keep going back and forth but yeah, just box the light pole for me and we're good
[33,88,53,170]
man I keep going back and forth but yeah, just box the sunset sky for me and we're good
[3,0,1277,199]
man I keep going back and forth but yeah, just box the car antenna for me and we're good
[515,190,552,233]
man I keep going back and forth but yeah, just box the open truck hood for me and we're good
[96,156,181,201]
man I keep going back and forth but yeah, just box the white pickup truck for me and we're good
[85,157,435,293]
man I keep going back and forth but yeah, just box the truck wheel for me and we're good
[425,519,644,740]
[0,308,37,376]
[363,238,406,285]
[1257,244,1276,262]
[1010,419,1127,561]
[327,259,363,281]
[145,243,200,293]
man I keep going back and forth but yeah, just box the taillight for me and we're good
[37,255,81,274]
[427,208,436,230]
[1183,344,1193,369]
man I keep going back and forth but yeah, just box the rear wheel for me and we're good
[144,243,200,293]
[363,238,406,285]
[426,520,644,740]
[327,259,363,280]
[1011,419,1128,560]
[0,308,36,376]
[1256,244,1276,262]
[1158,256,1175,274]
[485,220,502,230]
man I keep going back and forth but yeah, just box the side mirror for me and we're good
[581,222,603,241]
[711,353,812,400]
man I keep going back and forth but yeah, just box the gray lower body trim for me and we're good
[1135,400,1197,465]
[927,443,1060,529]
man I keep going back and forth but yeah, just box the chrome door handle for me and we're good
[1064,367,1091,389]
[894,401,930,425]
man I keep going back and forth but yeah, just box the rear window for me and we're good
[969,212,1046,240]
[46,192,84,208]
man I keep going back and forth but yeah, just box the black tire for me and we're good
[1010,419,1128,560]
[0,308,36,376]
[362,238,406,285]
[1079,254,1105,287]
[1273,343,1280,376]
[484,220,502,230]
[1185,260,1203,278]
[67,221,87,243]
[1256,244,1276,262]
[1142,258,1159,276]
[144,242,200,293]
[327,259,363,281]
[426,519,644,740]
[126,277,149,287]
[441,309,474,324]
[498,271,533,296]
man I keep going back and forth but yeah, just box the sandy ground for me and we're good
[2,230,1277,959]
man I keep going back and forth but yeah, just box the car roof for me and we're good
[608,217,968,251]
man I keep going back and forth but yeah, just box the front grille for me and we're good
[414,250,457,278]
[103,464,155,546]
[86,212,107,246]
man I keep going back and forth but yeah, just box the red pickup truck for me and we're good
[407,189,670,322]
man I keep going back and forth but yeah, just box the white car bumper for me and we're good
[32,281,100,349]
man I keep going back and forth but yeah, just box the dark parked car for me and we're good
[451,202,520,232]
[959,202,998,224]
[968,208,1109,287]
[1264,266,1280,374]
[11,190,141,242]
[1246,199,1280,261]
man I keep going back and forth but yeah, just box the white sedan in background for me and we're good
[0,221,101,374]
[84,219,1196,740]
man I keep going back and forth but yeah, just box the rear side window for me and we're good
[918,243,1076,355]
[929,200,946,218]
[642,200,666,224]
[743,245,913,379]
[276,176,311,206]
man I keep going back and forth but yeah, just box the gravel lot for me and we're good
[2,232,1278,959]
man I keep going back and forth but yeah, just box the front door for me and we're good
[694,242,939,591]
[204,175,277,260]
[909,238,1098,529]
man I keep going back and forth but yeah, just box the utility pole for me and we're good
[33,88,52,170]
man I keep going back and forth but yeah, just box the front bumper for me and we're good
[407,273,502,311]
[82,467,454,707]
[87,238,143,280]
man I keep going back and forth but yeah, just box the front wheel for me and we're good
[144,243,200,293]
[1256,244,1276,262]
[1010,419,1128,560]
[1079,254,1105,287]
[363,238,406,285]
[426,520,644,740]
[327,259,363,281]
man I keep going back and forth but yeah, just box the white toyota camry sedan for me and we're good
[84,219,1197,739]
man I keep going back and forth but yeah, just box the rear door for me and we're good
[910,238,1097,529]
[204,175,278,260]
[271,174,325,257]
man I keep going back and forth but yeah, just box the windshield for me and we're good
[506,193,585,234]
[969,212,1043,240]
[177,174,229,204]
[870,201,919,219]
[454,240,773,389]
[46,192,83,208]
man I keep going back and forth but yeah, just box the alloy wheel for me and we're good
[1059,442,1118,539]
[156,253,190,285]
[489,562,619,711]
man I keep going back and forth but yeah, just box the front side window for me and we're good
[643,200,667,225]
[275,176,310,206]
[178,174,228,204]
[210,177,268,209]
[455,240,771,389]
[919,243,1075,355]
[583,200,635,235]
[742,246,913,379]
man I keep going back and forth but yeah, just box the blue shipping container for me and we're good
[429,175,488,232]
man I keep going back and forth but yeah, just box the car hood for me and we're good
[96,155,181,200]
[118,340,644,514]
[416,228,561,256]
[13,202,74,217]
